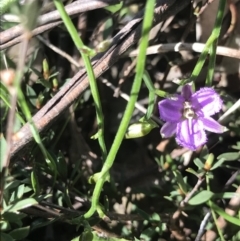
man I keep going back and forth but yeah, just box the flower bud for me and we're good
[42,59,50,80]
[125,119,158,139]
[36,92,44,109]
[95,39,112,53]
[52,78,58,92]
[204,153,214,171]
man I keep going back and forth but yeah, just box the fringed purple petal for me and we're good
[200,117,227,133]
[176,119,207,150]
[160,122,177,138]
[191,88,222,117]
[158,96,184,122]
[181,85,193,101]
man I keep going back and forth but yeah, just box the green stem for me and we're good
[206,174,225,241]
[13,40,57,177]
[53,0,107,160]
[182,0,226,85]
[143,70,156,120]
[84,0,156,219]
[206,41,217,86]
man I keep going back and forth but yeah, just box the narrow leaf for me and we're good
[210,202,240,226]
[3,198,38,213]
[0,135,7,172]
[189,190,214,205]
[217,152,240,161]
[9,226,30,240]
[1,232,14,241]
[173,170,188,194]
[194,158,204,169]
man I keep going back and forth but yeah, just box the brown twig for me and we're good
[0,21,62,50]
[0,0,121,49]
[9,0,190,162]
[37,35,80,67]
[128,42,240,59]
[113,59,137,97]
[223,0,238,39]
[23,200,170,223]
[197,0,217,16]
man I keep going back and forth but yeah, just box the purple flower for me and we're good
[158,85,226,150]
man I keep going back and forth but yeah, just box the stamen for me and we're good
[183,101,195,119]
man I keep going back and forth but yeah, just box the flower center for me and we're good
[182,101,195,119]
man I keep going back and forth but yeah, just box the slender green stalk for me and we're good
[206,42,217,86]
[83,0,156,219]
[18,89,57,171]
[0,82,25,124]
[206,174,225,241]
[182,0,226,85]
[17,75,57,175]
[11,40,57,175]
[53,0,107,160]
[143,71,156,120]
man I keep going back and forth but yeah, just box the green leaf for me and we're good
[150,212,161,222]
[217,152,240,161]
[0,135,7,172]
[2,212,26,227]
[173,170,188,194]
[1,221,10,232]
[31,218,57,231]
[214,192,240,200]
[194,158,204,169]
[104,1,123,13]
[102,18,113,40]
[21,0,40,31]
[210,202,240,226]
[37,78,52,89]
[26,85,37,107]
[5,180,22,191]
[1,232,14,241]
[79,231,93,241]
[210,158,225,170]
[140,227,155,241]
[71,236,80,241]
[56,152,68,179]
[0,82,11,108]
[31,170,40,195]
[232,142,240,150]
[154,89,168,98]
[188,190,214,205]
[186,168,199,177]
[16,184,25,199]
[3,198,38,213]
[9,226,30,240]
[13,116,22,133]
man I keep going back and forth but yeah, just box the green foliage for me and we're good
[1,0,240,240]
[188,190,214,205]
